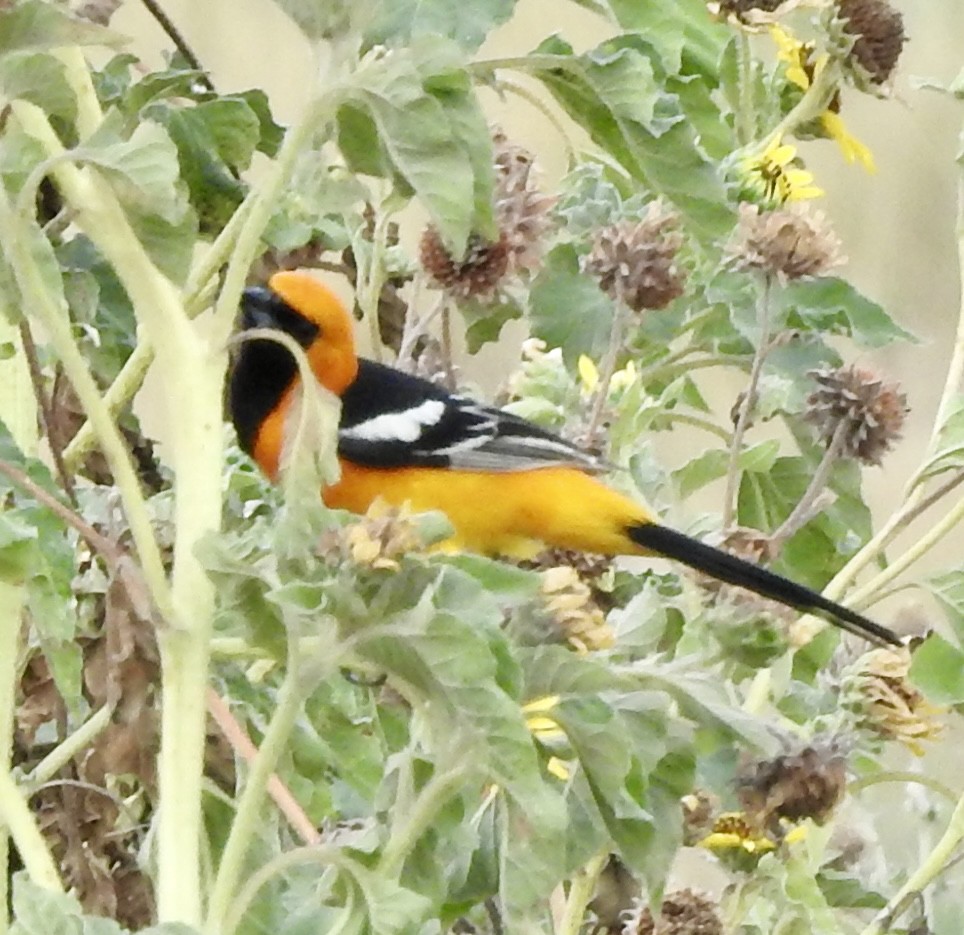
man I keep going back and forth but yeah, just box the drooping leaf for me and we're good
[339,40,495,253]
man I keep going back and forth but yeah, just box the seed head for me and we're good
[730,202,844,282]
[739,741,848,829]
[318,500,422,571]
[835,0,906,85]
[624,889,723,935]
[492,129,557,277]
[419,228,510,301]
[708,0,798,27]
[420,131,555,300]
[804,365,908,465]
[847,647,943,755]
[681,790,719,845]
[540,566,614,652]
[584,202,686,312]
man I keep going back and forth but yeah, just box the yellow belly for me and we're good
[324,462,656,558]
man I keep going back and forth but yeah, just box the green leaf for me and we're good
[460,296,523,353]
[783,278,916,348]
[530,36,732,241]
[921,570,964,645]
[672,448,728,499]
[909,633,964,705]
[0,512,36,584]
[0,52,76,125]
[0,2,124,55]
[78,119,188,223]
[340,41,494,252]
[920,394,964,481]
[143,97,261,232]
[368,0,516,52]
[529,243,616,364]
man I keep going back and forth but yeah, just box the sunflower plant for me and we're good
[0,0,961,934]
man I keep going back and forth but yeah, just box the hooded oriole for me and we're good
[228,271,900,648]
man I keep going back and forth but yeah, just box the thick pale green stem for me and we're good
[0,770,62,892]
[0,279,41,934]
[10,100,225,926]
[556,851,609,935]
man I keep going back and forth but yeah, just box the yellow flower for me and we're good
[698,812,776,854]
[745,136,824,203]
[768,25,875,174]
[770,24,811,90]
[546,757,570,780]
[522,695,567,742]
[821,112,876,172]
[577,354,598,392]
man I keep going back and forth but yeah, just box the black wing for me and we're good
[338,359,606,474]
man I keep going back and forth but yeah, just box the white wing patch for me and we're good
[341,399,446,443]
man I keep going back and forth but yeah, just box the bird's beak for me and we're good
[240,286,279,330]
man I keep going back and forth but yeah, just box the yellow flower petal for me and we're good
[525,715,562,735]
[577,354,598,391]
[546,757,571,780]
[522,695,560,714]
[821,112,877,173]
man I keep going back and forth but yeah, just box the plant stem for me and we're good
[377,764,469,877]
[770,419,847,548]
[23,705,113,789]
[493,77,577,166]
[823,126,964,602]
[665,412,731,442]
[209,95,334,347]
[222,845,343,935]
[584,301,630,448]
[723,274,772,528]
[861,789,964,935]
[0,770,62,892]
[359,201,396,364]
[556,850,608,935]
[846,490,964,612]
[205,687,320,846]
[849,770,958,804]
[0,173,174,623]
[10,98,226,926]
[206,671,310,934]
[760,57,840,152]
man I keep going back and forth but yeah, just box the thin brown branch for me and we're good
[18,322,76,503]
[138,0,215,91]
[205,687,320,846]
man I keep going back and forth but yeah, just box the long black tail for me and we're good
[627,523,902,648]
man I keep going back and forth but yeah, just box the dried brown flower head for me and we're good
[318,499,423,571]
[584,202,686,312]
[849,647,943,754]
[708,0,798,26]
[419,228,510,301]
[836,0,906,85]
[492,128,557,277]
[805,365,908,465]
[730,202,844,281]
[420,131,555,300]
[540,565,614,652]
[624,889,723,935]
[739,741,848,828]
